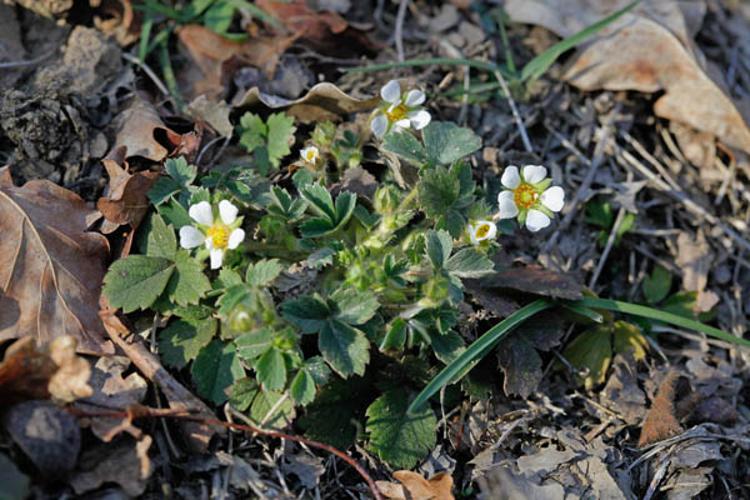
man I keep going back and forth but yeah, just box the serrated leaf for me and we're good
[365,390,436,469]
[148,177,182,206]
[246,259,283,287]
[256,347,287,391]
[235,328,275,360]
[383,130,427,165]
[167,251,211,307]
[643,265,672,304]
[158,318,217,368]
[563,324,612,390]
[158,198,192,227]
[334,191,357,228]
[425,230,453,269]
[299,217,336,238]
[192,340,244,404]
[165,157,197,186]
[281,295,331,333]
[217,268,244,288]
[331,288,379,325]
[290,369,316,406]
[445,248,495,278]
[299,184,336,221]
[249,387,295,428]
[228,377,259,411]
[319,320,370,377]
[303,356,331,385]
[266,112,296,167]
[239,112,267,152]
[146,213,177,259]
[423,121,481,165]
[429,331,465,364]
[103,255,175,313]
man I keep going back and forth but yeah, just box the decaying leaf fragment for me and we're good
[376,470,455,500]
[97,149,159,232]
[0,167,112,355]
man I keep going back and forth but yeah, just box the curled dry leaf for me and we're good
[505,0,750,154]
[235,82,379,123]
[0,336,92,405]
[91,0,141,46]
[0,167,113,355]
[376,470,455,500]
[638,370,685,447]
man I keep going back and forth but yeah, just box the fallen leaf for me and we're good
[674,230,717,313]
[69,435,153,497]
[281,453,325,490]
[601,354,647,425]
[496,337,542,399]
[187,95,234,137]
[639,370,684,447]
[3,400,81,479]
[92,0,141,46]
[376,470,454,500]
[479,264,583,300]
[97,150,159,232]
[177,24,297,101]
[234,82,379,123]
[0,167,113,355]
[506,0,750,154]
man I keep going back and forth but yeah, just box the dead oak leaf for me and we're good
[0,167,113,355]
[96,151,159,233]
[377,471,454,500]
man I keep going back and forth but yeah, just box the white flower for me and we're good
[496,165,565,232]
[300,145,320,164]
[179,200,246,269]
[468,220,497,245]
[370,79,431,138]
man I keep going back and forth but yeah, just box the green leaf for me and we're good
[167,251,211,307]
[203,0,235,34]
[228,377,259,411]
[191,340,244,405]
[319,320,370,377]
[642,265,672,304]
[520,0,639,82]
[281,295,331,333]
[563,324,612,390]
[383,130,427,165]
[365,390,437,469]
[429,331,465,364]
[334,191,358,228]
[331,288,380,325]
[148,177,182,206]
[266,112,296,167]
[445,248,495,278]
[246,259,283,287]
[425,229,453,269]
[165,157,197,186]
[249,388,295,428]
[216,284,251,317]
[423,121,482,165]
[235,328,275,360]
[256,347,287,391]
[290,369,316,406]
[158,198,192,228]
[418,165,473,237]
[239,112,267,152]
[146,213,177,259]
[299,184,336,221]
[103,256,175,313]
[612,320,648,361]
[159,318,217,368]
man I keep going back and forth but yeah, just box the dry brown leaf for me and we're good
[0,336,92,405]
[0,167,113,355]
[91,0,141,46]
[96,150,159,233]
[675,231,718,312]
[505,0,750,154]
[234,82,379,123]
[478,264,584,300]
[639,370,684,447]
[376,470,454,500]
[177,24,297,101]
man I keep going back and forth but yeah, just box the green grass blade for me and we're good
[562,303,604,323]
[520,0,639,82]
[407,299,553,415]
[345,58,513,78]
[138,13,154,62]
[224,0,282,29]
[572,297,750,348]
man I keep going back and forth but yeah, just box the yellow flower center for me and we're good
[386,103,409,123]
[513,183,539,209]
[206,224,230,249]
[475,224,491,239]
[305,150,316,162]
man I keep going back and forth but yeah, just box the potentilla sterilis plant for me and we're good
[497,165,565,232]
[179,200,245,269]
[370,80,431,138]
[468,220,497,246]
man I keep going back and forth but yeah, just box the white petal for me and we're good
[501,166,521,189]
[393,118,411,129]
[371,113,388,138]
[219,199,239,225]
[468,225,479,245]
[380,80,401,103]
[227,228,245,250]
[522,165,547,184]
[301,146,318,163]
[405,89,425,106]
[541,186,565,212]
[409,110,431,130]
[526,209,551,232]
[179,226,205,249]
[497,190,519,219]
[480,221,497,240]
[210,248,224,269]
[189,201,213,226]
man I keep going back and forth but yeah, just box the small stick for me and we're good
[394,0,410,63]
[493,70,533,153]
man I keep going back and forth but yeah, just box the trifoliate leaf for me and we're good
[167,250,211,307]
[299,217,336,238]
[425,230,453,269]
[445,248,495,278]
[563,324,612,390]
[319,320,370,377]
[158,318,217,368]
[429,331,465,364]
[148,177,182,206]
[418,165,474,237]
[299,183,336,221]
[216,268,244,288]
[383,130,427,166]
[298,185,357,238]
[331,288,380,325]
[423,121,482,166]
[103,255,175,313]
[146,213,177,259]
[191,340,244,404]
[612,320,648,361]
[228,377,259,411]
[235,328,275,361]
[165,157,197,187]
[246,259,283,287]
[281,295,331,333]
[158,198,192,228]
[249,388,295,428]
[216,285,251,317]
[290,369,316,406]
[266,112,296,166]
[643,265,672,304]
[238,112,267,152]
[303,356,331,385]
[365,390,436,469]
[255,347,287,391]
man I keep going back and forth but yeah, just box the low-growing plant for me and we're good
[104,78,748,470]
